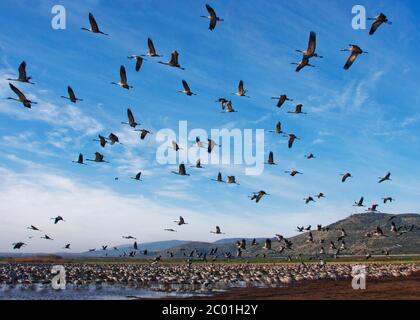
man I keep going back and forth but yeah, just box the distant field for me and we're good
[1,255,419,265]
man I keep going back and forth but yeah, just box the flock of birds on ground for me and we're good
[4,5,417,261]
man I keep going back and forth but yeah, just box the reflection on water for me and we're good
[0,284,211,300]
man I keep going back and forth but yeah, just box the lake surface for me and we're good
[0,284,210,300]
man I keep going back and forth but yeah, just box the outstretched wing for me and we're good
[206,4,217,18]
[182,80,191,92]
[307,31,316,56]
[68,86,76,100]
[120,65,127,83]
[18,61,27,80]
[135,57,143,72]
[9,83,25,100]
[89,13,100,32]
[369,20,382,36]
[344,53,358,70]
[148,38,157,55]
[127,108,135,124]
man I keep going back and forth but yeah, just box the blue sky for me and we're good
[0,0,419,252]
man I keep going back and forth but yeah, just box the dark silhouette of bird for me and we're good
[269,121,285,135]
[164,228,177,232]
[61,86,83,103]
[287,134,299,148]
[51,216,65,224]
[353,196,365,207]
[191,159,204,169]
[382,197,394,204]
[285,170,302,177]
[135,129,153,140]
[378,172,391,183]
[227,176,239,184]
[111,65,132,89]
[216,98,228,110]
[131,172,142,181]
[63,244,71,249]
[201,4,224,31]
[340,172,352,182]
[86,152,109,163]
[306,153,316,159]
[178,80,196,96]
[207,139,219,153]
[315,193,325,199]
[81,13,108,35]
[210,226,225,234]
[72,153,87,165]
[304,196,316,204]
[368,13,391,35]
[172,163,189,176]
[211,172,225,183]
[341,44,367,70]
[127,55,146,72]
[288,104,307,114]
[27,225,41,231]
[296,31,323,59]
[13,242,26,249]
[249,191,269,203]
[291,56,315,72]
[122,235,136,240]
[7,61,34,84]
[233,80,250,98]
[266,151,276,165]
[121,108,139,128]
[141,38,163,57]
[263,239,272,250]
[7,83,37,108]
[107,133,121,145]
[367,204,379,212]
[41,234,53,240]
[93,134,107,148]
[159,51,185,70]
[174,216,188,225]
[271,95,292,108]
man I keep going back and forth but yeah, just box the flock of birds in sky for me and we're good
[5,4,413,259]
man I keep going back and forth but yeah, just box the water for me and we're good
[0,284,210,300]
